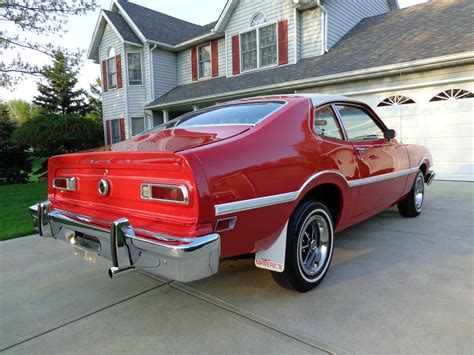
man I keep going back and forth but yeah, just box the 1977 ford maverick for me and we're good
[30,94,434,292]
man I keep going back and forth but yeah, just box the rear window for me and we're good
[152,102,284,131]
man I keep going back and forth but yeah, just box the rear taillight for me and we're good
[53,177,77,191]
[141,183,189,205]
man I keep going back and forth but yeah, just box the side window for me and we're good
[313,106,344,140]
[336,105,384,141]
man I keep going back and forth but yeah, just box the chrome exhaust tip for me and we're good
[108,266,134,278]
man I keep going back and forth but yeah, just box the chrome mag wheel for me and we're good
[297,212,330,277]
[414,174,424,211]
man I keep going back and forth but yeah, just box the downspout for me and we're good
[148,44,158,128]
[317,0,328,53]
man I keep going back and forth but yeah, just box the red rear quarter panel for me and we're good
[184,97,357,258]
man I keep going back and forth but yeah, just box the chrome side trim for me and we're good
[215,168,419,216]
[347,167,418,187]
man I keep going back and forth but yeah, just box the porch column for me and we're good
[162,109,169,122]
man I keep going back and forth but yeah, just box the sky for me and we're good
[0,0,427,102]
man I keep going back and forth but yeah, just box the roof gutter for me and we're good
[145,51,474,109]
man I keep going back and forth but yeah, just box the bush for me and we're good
[13,113,104,156]
[12,113,104,175]
[0,103,32,184]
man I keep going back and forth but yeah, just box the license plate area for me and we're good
[70,232,101,263]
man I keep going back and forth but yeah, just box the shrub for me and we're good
[12,113,104,175]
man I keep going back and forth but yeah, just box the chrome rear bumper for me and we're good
[29,201,220,282]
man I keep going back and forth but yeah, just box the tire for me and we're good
[398,170,425,218]
[272,200,334,292]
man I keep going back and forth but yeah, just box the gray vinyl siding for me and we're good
[153,49,177,98]
[177,38,226,85]
[224,0,298,77]
[299,8,323,60]
[325,0,390,48]
[177,49,192,85]
[99,24,126,124]
[218,38,226,77]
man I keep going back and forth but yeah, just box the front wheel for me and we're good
[272,200,334,292]
[398,170,425,217]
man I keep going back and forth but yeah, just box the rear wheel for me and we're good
[398,170,425,217]
[272,200,334,292]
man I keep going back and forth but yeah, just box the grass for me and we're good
[0,181,48,241]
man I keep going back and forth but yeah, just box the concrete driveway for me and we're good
[1,181,473,354]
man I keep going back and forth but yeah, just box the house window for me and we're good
[127,53,142,85]
[107,47,117,89]
[251,12,266,27]
[198,44,211,79]
[241,23,277,72]
[241,30,257,71]
[378,95,415,107]
[259,24,277,67]
[430,89,474,102]
[131,117,145,136]
[110,119,120,143]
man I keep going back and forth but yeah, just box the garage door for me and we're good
[372,88,474,181]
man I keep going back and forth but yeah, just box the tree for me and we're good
[7,99,38,124]
[33,51,88,115]
[0,0,98,88]
[85,77,103,123]
[0,101,32,184]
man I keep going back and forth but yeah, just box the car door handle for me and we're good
[355,147,368,154]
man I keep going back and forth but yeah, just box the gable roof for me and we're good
[146,0,474,108]
[115,0,216,46]
[103,10,142,44]
[87,9,143,61]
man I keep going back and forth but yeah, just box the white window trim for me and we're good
[239,21,279,74]
[197,42,213,80]
[126,52,144,86]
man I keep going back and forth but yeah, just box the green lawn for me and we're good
[0,181,48,241]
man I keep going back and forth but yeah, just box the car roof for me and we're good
[235,94,363,107]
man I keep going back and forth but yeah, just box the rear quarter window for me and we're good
[153,102,284,130]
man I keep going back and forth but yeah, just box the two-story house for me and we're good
[87,0,474,181]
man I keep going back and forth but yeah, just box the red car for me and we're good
[30,94,435,292]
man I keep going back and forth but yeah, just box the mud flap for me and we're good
[255,222,287,272]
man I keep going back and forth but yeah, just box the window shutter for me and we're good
[231,35,240,75]
[119,118,126,141]
[102,60,108,92]
[105,120,111,145]
[116,54,122,88]
[278,19,289,65]
[191,47,198,81]
[211,40,219,77]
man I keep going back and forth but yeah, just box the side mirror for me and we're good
[384,129,396,140]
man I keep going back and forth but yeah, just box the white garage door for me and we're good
[370,88,474,181]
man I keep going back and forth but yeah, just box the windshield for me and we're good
[151,102,284,131]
